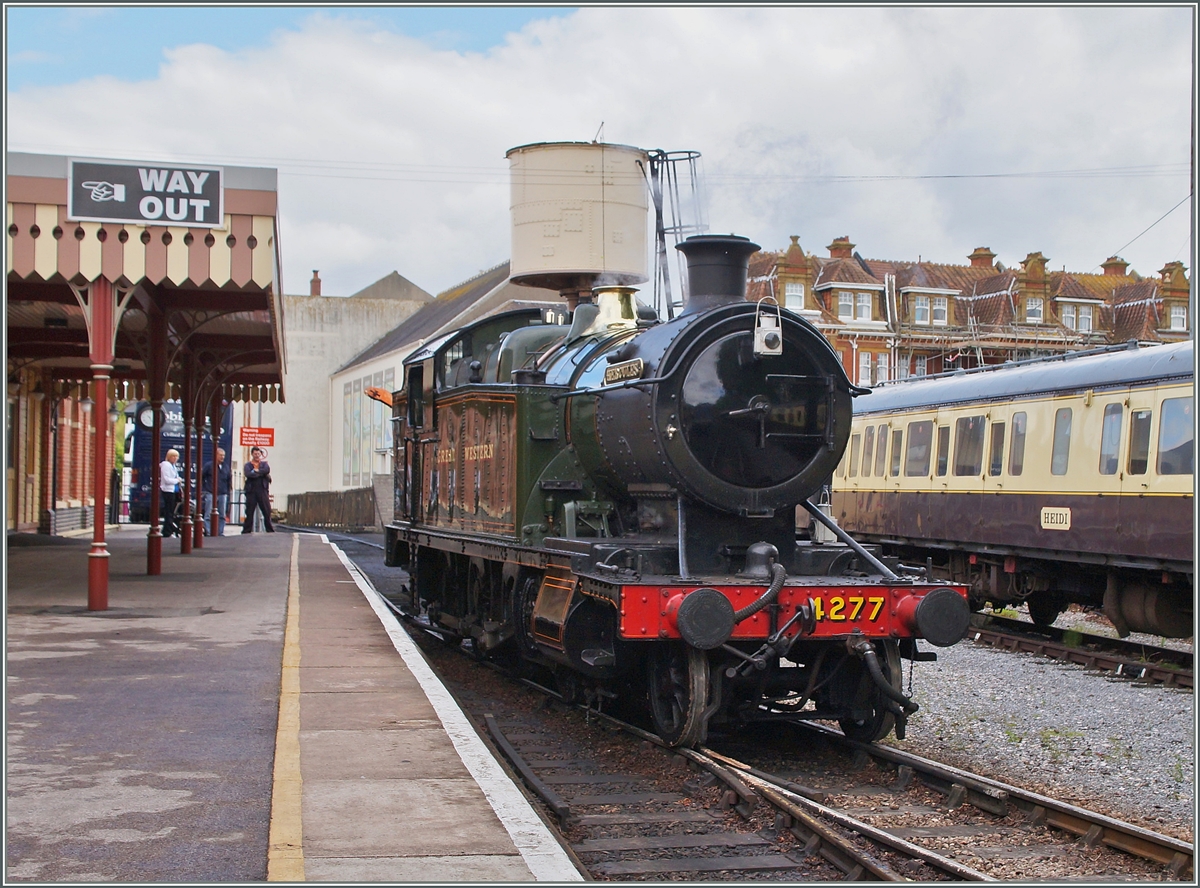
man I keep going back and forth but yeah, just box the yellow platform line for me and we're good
[268,533,304,880]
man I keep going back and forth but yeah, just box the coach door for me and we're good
[1119,387,1160,560]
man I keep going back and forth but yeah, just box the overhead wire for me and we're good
[8,142,1188,186]
[1088,194,1192,272]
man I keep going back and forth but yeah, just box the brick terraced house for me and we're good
[748,235,1191,386]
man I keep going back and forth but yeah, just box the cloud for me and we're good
[7,7,1193,297]
[9,49,58,64]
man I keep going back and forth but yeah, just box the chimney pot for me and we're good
[827,236,855,259]
[310,270,322,296]
[968,247,996,268]
[1101,256,1129,277]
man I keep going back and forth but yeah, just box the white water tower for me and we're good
[507,141,650,301]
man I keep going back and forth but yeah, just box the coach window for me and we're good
[905,420,933,475]
[989,420,1006,476]
[1098,404,1122,475]
[1157,397,1193,475]
[953,415,986,475]
[1051,408,1072,475]
[936,426,950,476]
[874,424,889,476]
[1127,409,1152,474]
[1009,411,1027,475]
[848,433,860,478]
[861,426,875,477]
[889,429,903,477]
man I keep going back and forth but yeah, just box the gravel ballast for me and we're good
[893,633,1195,843]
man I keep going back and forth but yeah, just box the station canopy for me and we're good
[6,152,287,405]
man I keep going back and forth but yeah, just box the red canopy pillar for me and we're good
[146,304,167,575]
[179,368,194,555]
[84,278,117,610]
[208,389,223,537]
[192,407,205,549]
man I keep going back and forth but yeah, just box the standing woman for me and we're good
[241,446,274,533]
[160,449,181,538]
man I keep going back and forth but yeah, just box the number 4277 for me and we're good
[812,596,885,622]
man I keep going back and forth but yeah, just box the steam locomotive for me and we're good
[384,235,971,746]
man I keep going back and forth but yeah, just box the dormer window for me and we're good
[1026,297,1043,324]
[914,295,930,324]
[1062,303,1076,330]
[1170,304,1188,330]
[784,282,804,310]
[856,293,872,320]
[837,291,853,320]
[932,297,948,325]
[1078,305,1093,333]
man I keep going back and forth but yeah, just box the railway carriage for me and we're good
[385,234,971,747]
[831,341,1193,637]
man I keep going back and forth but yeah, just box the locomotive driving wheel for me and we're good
[838,639,903,743]
[647,643,711,748]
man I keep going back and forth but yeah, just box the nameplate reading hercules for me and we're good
[604,358,644,386]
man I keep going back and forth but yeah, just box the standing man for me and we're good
[241,446,274,534]
[202,448,232,536]
[160,448,181,538]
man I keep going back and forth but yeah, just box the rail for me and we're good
[799,721,1194,878]
[970,615,1193,689]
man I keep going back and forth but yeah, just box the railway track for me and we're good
[332,538,1192,881]
[396,607,1193,882]
[968,614,1193,690]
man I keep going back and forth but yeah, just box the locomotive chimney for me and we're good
[676,234,761,315]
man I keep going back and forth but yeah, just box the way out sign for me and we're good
[68,158,225,227]
[240,427,275,448]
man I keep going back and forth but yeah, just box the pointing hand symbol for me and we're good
[81,181,126,202]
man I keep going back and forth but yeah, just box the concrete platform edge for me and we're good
[324,536,584,882]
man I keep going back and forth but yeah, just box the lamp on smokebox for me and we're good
[753,297,784,357]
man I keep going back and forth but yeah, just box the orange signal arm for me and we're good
[364,386,393,407]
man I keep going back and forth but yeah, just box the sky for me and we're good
[6,5,1196,301]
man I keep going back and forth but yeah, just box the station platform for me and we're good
[5,526,582,883]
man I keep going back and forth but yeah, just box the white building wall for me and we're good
[330,351,410,491]
[255,293,426,503]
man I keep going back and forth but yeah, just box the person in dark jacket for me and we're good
[201,448,232,536]
[241,447,274,533]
